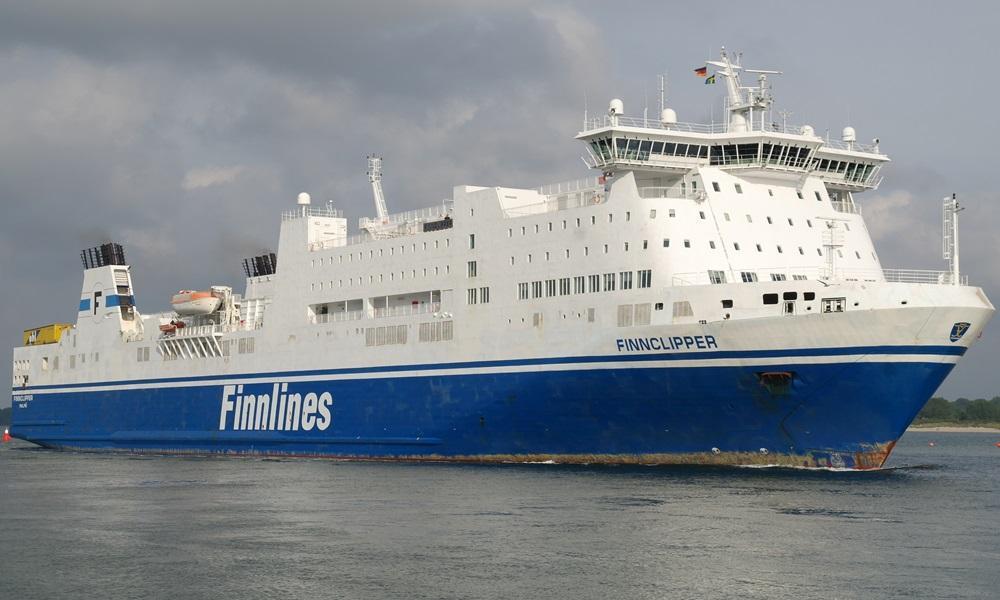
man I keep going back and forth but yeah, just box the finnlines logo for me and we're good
[219,383,333,431]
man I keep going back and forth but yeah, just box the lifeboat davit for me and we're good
[171,290,221,316]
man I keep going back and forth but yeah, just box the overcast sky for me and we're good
[1,1,997,403]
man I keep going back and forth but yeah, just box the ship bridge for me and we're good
[577,49,889,193]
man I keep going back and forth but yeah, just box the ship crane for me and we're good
[363,154,401,238]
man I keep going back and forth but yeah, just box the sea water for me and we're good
[1,432,997,599]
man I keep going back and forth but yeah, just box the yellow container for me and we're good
[23,323,73,346]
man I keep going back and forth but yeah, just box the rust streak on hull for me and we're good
[30,439,902,471]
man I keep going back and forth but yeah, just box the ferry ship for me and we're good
[10,50,994,469]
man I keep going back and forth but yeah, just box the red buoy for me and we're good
[2,428,11,443]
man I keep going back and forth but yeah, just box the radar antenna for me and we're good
[706,47,782,133]
[942,194,964,285]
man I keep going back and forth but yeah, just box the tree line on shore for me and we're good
[915,396,1000,424]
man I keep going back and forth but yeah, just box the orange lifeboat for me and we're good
[171,290,221,316]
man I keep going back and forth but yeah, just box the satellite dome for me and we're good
[297,192,312,206]
[800,125,816,137]
[842,126,857,142]
[608,98,624,116]
[660,108,677,125]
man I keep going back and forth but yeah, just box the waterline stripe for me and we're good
[15,346,964,395]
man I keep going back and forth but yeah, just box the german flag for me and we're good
[694,66,707,77]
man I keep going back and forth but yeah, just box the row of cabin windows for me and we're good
[312,238,452,267]
[664,237,864,260]
[311,265,452,290]
[517,270,652,300]
[713,271,810,285]
[709,180,829,204]
[507,212,636,238]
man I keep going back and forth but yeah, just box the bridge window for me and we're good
[708,270,726,284]
[741,271,758,283]
[770,274,787,281]
[804,292,816,301]
[762,293,779,305]
[783,292,798,300]
[651,141,664,153]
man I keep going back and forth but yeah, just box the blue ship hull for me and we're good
[11,346,959,469]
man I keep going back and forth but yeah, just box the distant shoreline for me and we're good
[907,425,1000,433]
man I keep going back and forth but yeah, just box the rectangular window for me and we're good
[708,270,727,284]
[589,274,601,293]
[469,234,476,249]
[770,273,787,281]
[709,241,716,249]
[480,287,490,303]
[559,277,571,295]
[669,209,676,217]
[620,271,633,290]
[672,301,694,318]
[683,240,691,248]
[467,288,478,304]
[763,293,779,305]
[617,304,634,327]
[663,238,670,248]
[603,273,616,291]
[467,261,477,278]
[740,271,758,283]
[532,281,543,298]
[574,276,585,294]
[815,191,823,202]
[518,282,529,300]
[712,181,721,192]
[637,269,652,288]
[546,279,556,297]
[735,184,743,194]
[822,297,846,313]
